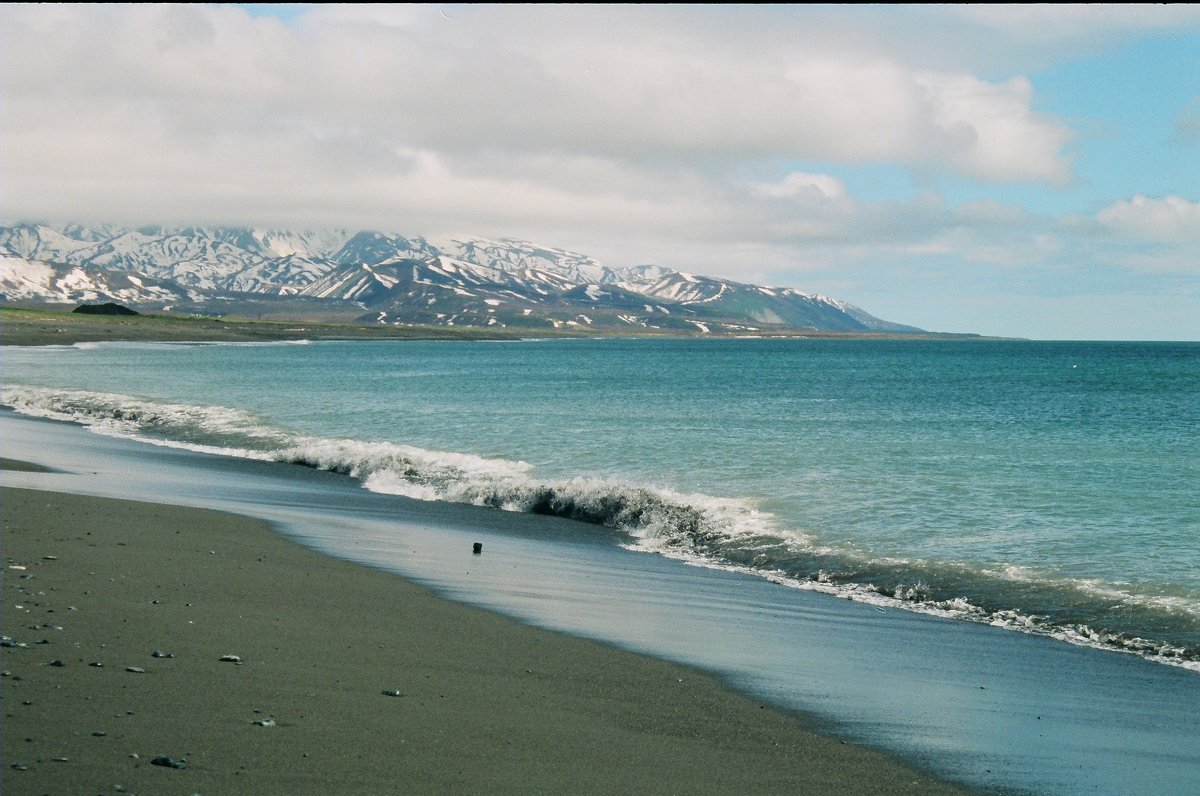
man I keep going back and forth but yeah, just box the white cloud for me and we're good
[915,73,1073,185]
[751,172,848,201]
[1096,196,1200,243]
[0,4,1076,220]
[0,2,1083,261]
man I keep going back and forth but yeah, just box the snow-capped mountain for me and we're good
[0,223,921,334]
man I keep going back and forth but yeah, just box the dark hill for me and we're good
[73,302,140,316]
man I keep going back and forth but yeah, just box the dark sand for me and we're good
[0,479,969,794]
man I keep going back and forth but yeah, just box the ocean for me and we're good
[3,335,1200,794]
[3,337,1198,670]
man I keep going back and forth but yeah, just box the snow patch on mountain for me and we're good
[0,222,922,333]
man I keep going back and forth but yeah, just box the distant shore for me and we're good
[0,306,983,347]
[0,306,520,346]
[1,473,968,794]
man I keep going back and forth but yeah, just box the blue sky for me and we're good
[1,4,1197,338]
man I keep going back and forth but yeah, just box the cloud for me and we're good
[0,1,1086,270]
[0,4,1077,229]
[914,73,1073,185]
[751,172,848,202]
[1095,195,1200,243]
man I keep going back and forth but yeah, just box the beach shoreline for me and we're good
[1,471,969,794]
[5,365,1199,795]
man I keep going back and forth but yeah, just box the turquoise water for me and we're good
[3,337,1198,668]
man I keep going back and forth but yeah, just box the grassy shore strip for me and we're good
[0,306,983,346]
[0,483,970,794]
[0,306,528,346]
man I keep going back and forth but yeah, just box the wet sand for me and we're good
[1,479,967,794]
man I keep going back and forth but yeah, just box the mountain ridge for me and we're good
[0,222,923,334]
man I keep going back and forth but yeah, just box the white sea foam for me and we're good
[276,435,535,508]
[982,563,1200,619]
[1,385,287,445]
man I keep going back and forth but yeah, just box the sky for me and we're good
[1,4,1197,339]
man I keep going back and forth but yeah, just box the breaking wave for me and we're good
[3,383,1197,673]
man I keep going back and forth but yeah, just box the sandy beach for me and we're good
[1,474,968,794]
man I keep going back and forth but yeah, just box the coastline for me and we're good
[0,306,986,346]
[0,306,525,346]
[1,476,968,794]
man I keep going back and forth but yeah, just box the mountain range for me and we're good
[0,223,921,334]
